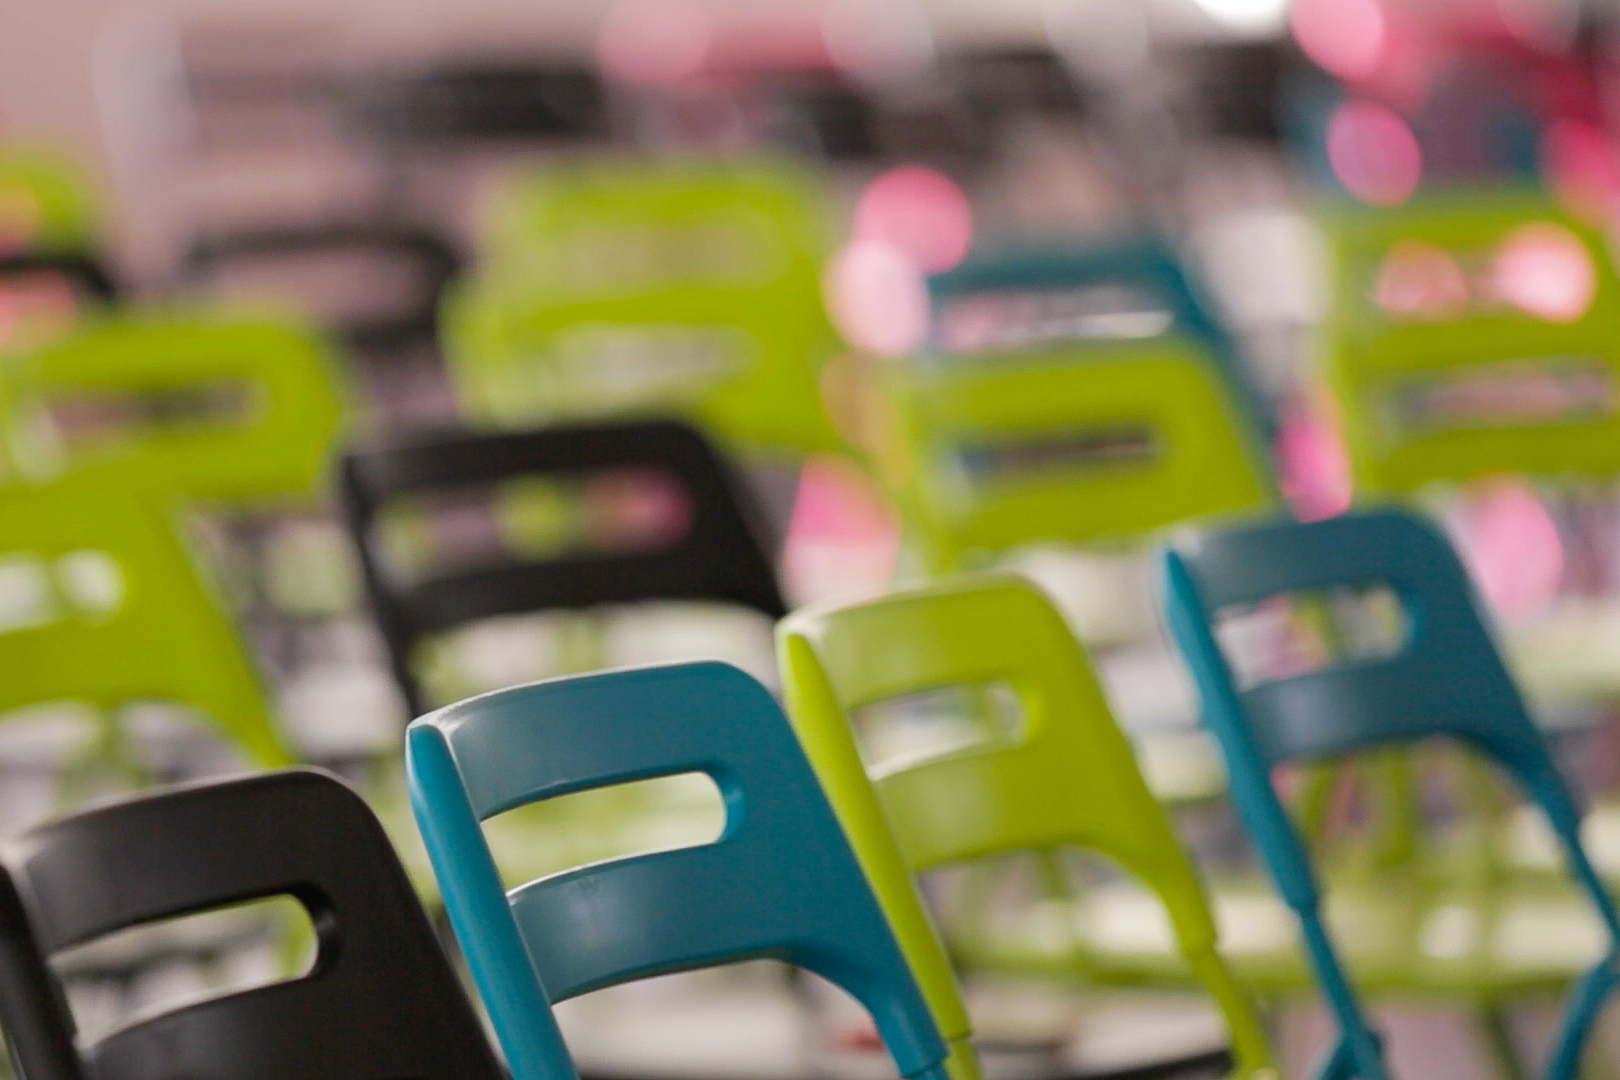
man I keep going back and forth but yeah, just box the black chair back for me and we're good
[340,420,786,715]
[0,768,504,1080]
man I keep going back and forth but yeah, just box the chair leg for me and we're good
[1575,1001,1620,1080]
[1550,961,1620,1080]
[1479,1004,1529,1080]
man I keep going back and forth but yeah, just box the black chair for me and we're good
[347,62,607,146]
[340,420,787,716]
[0,768,505,1080]
[0,251,118,304]
[178,224,461,352]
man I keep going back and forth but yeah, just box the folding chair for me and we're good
[340,419,785,716]
[1162,510,1620,1080]
[0,767,504,1080]
[779,574,1276,1079]
[407,660,965,1080]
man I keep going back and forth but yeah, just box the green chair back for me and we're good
[443,158,842,454]
[873,344,1274,571]
[0,152,100,255]
[1320,188,1620,494]
[3,313,347,505]
[778,574,1276,1080]
[0,462,291,766]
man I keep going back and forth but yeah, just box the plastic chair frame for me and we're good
[1161,510,1620,1080]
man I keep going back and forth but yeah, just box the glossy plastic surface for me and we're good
[1319,189,1620,492]
[0,768,503,1080]
[875,343,1273,571]
[407,661,953,1080]
[779,575,1275,1080]
[4,313,348,504]
[0,463,290,765]
[341,419,785,715]
[1162,510,1620,1080]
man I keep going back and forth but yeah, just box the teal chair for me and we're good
[923,241,1273,441]
[1161,510,1620,1080]
[406,661,962,1080]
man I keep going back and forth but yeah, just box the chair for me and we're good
[923,241,1272,440]
[347,61,606,144]
[2,312,348,506]
[339,419,786,717]
[0,462,290,767]
[778,574,1276,1080]
[0,151,103,257]
[407,660,965,1080]
[1161,509,1620,1080]
[178,224,461,354]
[0,251,117,305]
[873,243,1275,574]
[441,158,843,454]
[1318,189,1620,495]
[0,767,505,1080]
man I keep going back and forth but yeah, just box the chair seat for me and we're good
[960,875,1605,998]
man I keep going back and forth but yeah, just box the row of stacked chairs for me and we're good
[4,144,1620,1080]
[0,505,1610,1080]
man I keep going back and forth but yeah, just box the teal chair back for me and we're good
[407,661,952,1080]
[923,240,1274,440]
[1161,510,1620,1080]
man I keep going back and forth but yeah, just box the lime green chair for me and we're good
[443,158,843,455]
[872,341,1276,575]
[779,575,1277,1080]
[1320,188,1620,495]
[0,151,101,256]
[0,461,292,770]
[1,312,348,505]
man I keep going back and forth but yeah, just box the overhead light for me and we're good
[1192,0,1290,34]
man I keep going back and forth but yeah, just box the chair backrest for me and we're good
[923,241,1271,438]
[442,158,842,453]
[876,341,1273,571]
[2,313,348,505]
[0,152,101,257]
[1161,509,1620,1080]
[178,225,461,352]
[0,768,505,1080]
[340,419,786,715]
[1319,189,1620,493]
[778,575,1274,1078]
[348,61,606,144]
[406,661,956,1080]
[0,463,291,764]
[0,252,117,305]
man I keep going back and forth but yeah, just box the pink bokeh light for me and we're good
[1452,479,1565,618]
[823,240,930,356]
[1541,119,1620,222]
[1490,222,1596,323]
[1292,0,1388,81]
[781,455,900,604]
[1277,388,1354,522]
[1374,240,1469,319]
[1327,99,1422,206]
[850,165,972,275]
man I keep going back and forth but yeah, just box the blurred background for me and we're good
[9,0,1620,1077]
